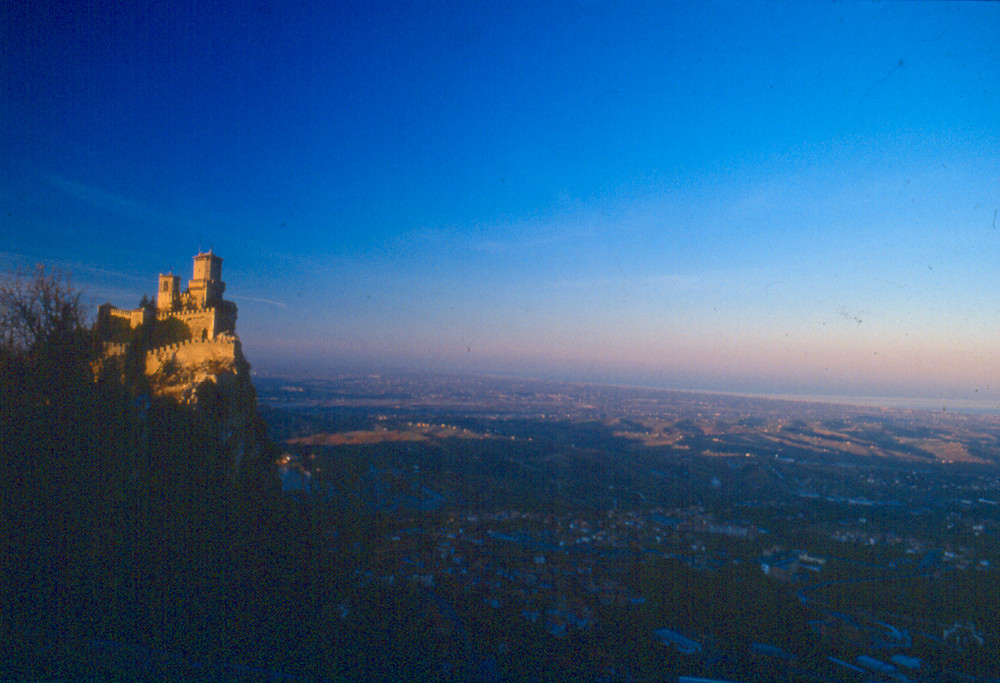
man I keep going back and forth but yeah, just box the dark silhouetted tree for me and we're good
[0,265,96,678]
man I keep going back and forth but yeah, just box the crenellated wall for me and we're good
[147,302,236,340]
[154,306,221,340]
[145,334,241,378]
[102,342,130,357]
[98,303,153,329]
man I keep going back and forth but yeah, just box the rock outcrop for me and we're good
[145,334,264,477]
[95,251,273,483]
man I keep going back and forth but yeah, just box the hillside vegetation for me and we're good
[0,267,304,679]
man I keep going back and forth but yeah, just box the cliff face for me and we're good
[143,334,267,479]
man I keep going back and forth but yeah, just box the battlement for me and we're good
[146,333,238,358]
[153,303,236,341]
[96,303,154,338]
[102,342,131,357]
[153,303,230,319]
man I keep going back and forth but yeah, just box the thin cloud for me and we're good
[230,295,287,309]
[61,261,148,283]
[0,249,146,283]
[44,175,195,229]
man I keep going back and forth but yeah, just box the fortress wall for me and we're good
[145,336,240,377]
[155,306,215,322]
[102,342,130,357]
[104,306,150,328]
[156,307,215,340]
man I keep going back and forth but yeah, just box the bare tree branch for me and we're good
[0,264,88,358]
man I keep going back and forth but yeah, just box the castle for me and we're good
[98,250,237,343]
[96,250,247,405]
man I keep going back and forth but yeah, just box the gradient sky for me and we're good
[2,1,999,404]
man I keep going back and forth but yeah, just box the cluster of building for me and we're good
[336,505,766,645]
[97,250,237,345]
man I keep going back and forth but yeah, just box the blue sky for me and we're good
[2,1,999,404]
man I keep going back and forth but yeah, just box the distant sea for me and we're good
[747,393,1000,414]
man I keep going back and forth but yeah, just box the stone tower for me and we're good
[157,273,181,310]
[188,250,226,308]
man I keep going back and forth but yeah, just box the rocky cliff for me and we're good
[142,334,269,480]
[96,328,273,491]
